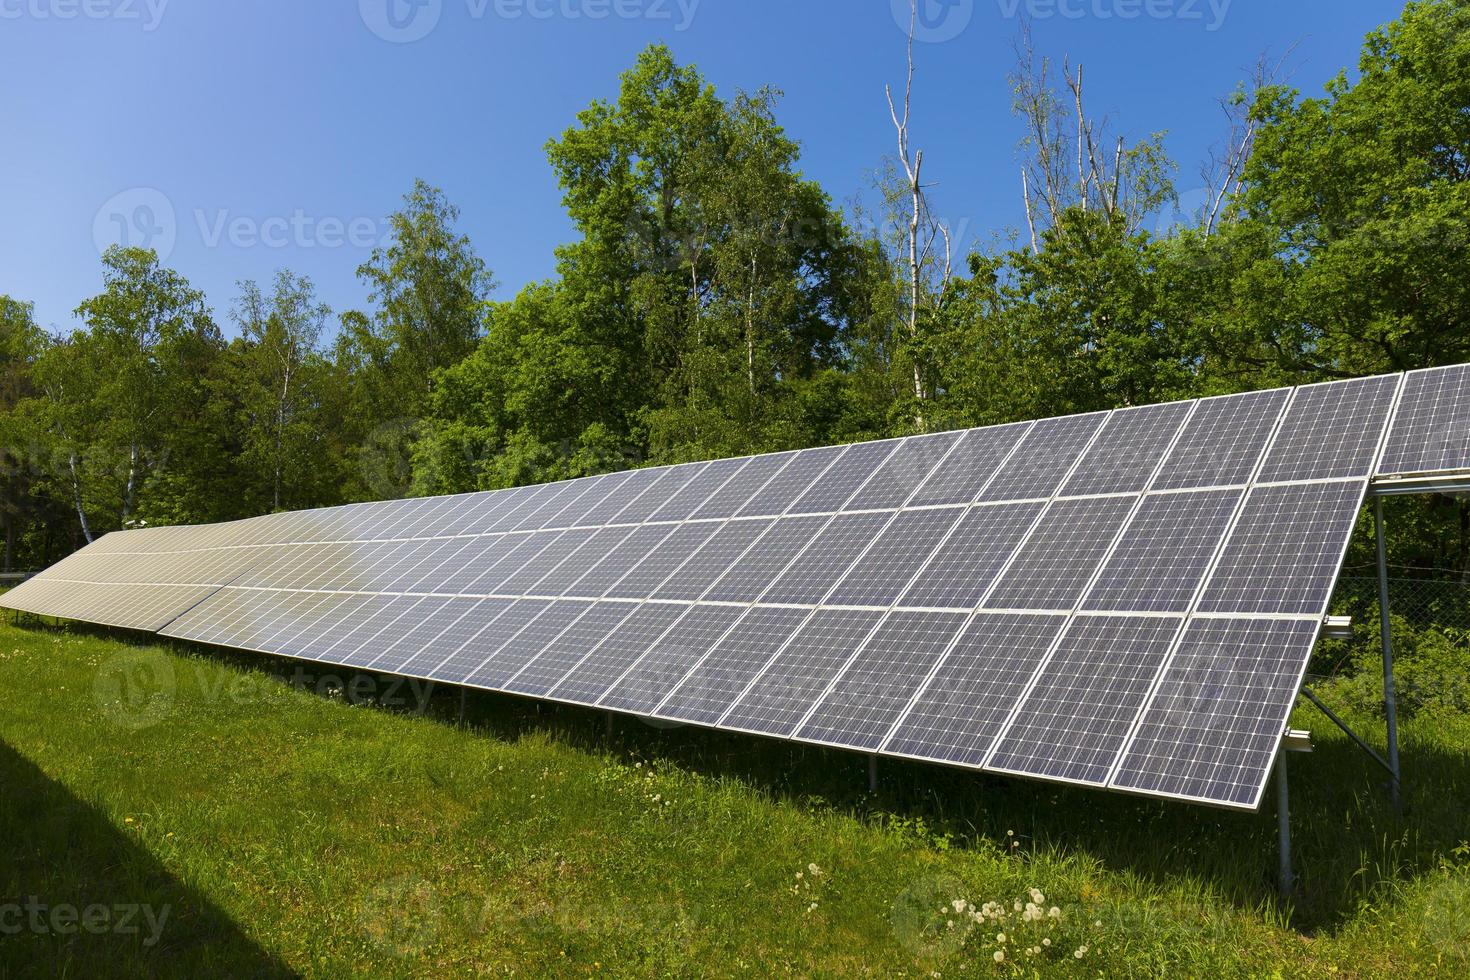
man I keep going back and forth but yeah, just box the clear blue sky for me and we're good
[1,0,1398,335]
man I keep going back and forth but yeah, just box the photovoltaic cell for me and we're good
[599,604,746,715]
[547,602,690,706]
[787,440,899,515]
[978,412,1108,502]
[1112,618,1320,808]
[495,530,595,596]
[460,533,558,595]
[609,463,708,525]
[603,522,721,599]
[368,597,482,673]
[793,611,969,751]
[737,446,845,517]
[1082,489,1242,612]
[651,520,774,601]
[1378,364,1470,476]
[719,609,885,736]
[654,606,811,725]
[528,526,636,597]
[884,613,1067,766]
[504,600,636,697]
[691,452,796,520]
[908,423,1031,507]
[560,524,676,598]
[463,599,592,690]
[1061,401,1193,497]
[429,599,549,683]
[353,596,454,670]
[843,432,961,511]
[396,598,515,677]
[987,615,1182,784]
[1152,388,1291,490]
[825,508,965,608]
[647,457,748,522]
[1257,375,1401,483]
[1197,481,1367,615]
[760,512,892,605]
[701,517,827,603]
[983,496,1136,611]
[578,469,662,526]
[899,502,1044,609]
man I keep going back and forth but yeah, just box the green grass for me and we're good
[0,618,1467,978]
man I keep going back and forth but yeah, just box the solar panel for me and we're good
[907,422,1031,507]
[13,363,1470,812]
[983,496,1136,610]
[719,608,886,736]
[545,602,690,706]
[1378,364,1470,476]
[844,432,961,511]
[761,512,892,605]
[987,615,1184,785]
[793,611,971,751]
[1061,401,1193,497]
[1195,481,1368,615]
[978,412,1107,501]
[1151,388,1292,490]
[599,604,746,715]
[654,606,811,725]
[884,612,1068,766]
[1082,490,1242,613]
[1256,375,1400,483]
[898,502,1045,609]
[1111,618,1321,807]
[825,508,965,608]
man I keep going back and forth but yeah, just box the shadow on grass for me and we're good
[0,739,296,979]
[21,616,1470,934]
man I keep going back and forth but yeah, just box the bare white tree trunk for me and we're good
[69,452,93,545]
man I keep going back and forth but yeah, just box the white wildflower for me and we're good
[993,951,1005,963]
[1028,887,1045,904]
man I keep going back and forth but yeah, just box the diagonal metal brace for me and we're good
[1299,686,1399,781]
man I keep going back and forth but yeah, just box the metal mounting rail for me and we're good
[1369,473,1470,497]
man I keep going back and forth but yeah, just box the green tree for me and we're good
[227,272,340,512]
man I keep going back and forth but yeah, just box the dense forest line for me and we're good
[0,0,1465,578]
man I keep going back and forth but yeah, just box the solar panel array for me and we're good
[7,363,1470,811]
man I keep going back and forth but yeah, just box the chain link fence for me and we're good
[1332,575,1470,632]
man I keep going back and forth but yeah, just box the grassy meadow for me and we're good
[0,616,1466,978]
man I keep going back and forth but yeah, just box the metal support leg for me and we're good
[1374,498,1403,814]
[868,755,878,793]
[605,711,614,739]
[1276,751,1292,901]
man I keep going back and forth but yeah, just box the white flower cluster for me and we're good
[934,885,1095,968]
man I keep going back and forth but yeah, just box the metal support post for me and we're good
[1374,498,1403,814]
[1276,751,1292,901]
[868,755,878,793]
[606,711,614,739]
